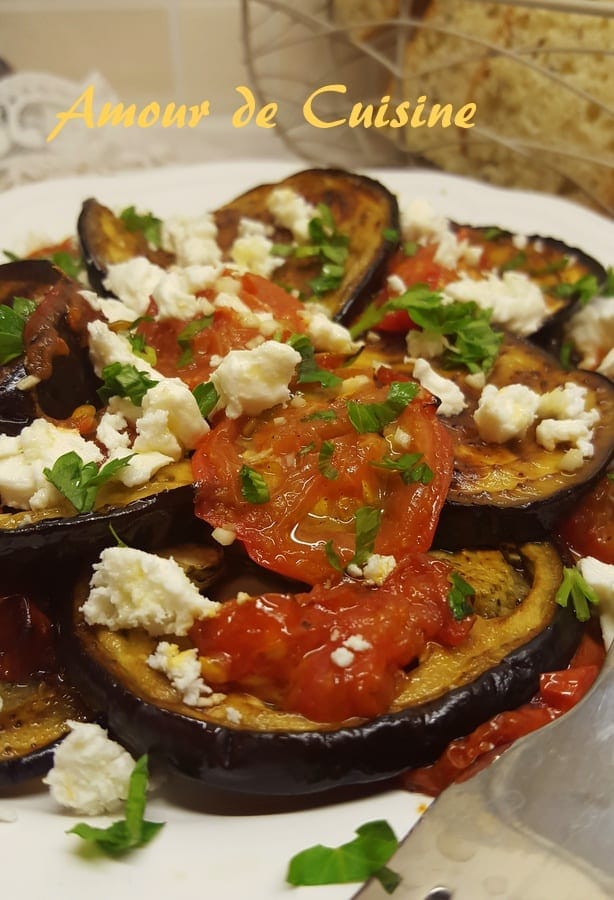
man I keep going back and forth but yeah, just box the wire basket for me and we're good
[242,0,614,215]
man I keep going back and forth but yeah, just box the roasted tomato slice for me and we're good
[191,553,473,723]
[193,371,454,584]
[373,246,449,333]
[138,273,306,388]
[557,474,614,564]
[0,594,55,681]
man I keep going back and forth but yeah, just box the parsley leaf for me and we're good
[500,251,527,272]
[240,465,270,504]
[448,572,475,620]
[325,539,344,572]
[482,226,506,241]
[370,452,433,485]
[352,506,382,567]
[304,204,350,297]
[192,381,219,419]
[382,227,399,243]
[48,250,84,280]
[559,340,573,370]
[301,409,337,423]
[318,440,339,480]
[68,755,164,856]
[286,820,400,891]
[287,334,342,388]
[119,206,163,248]
[177,315,213,366]
[43,452,133,514]
[0,296,37,364]
[347,381,419,434]
[403,240,418,257]
[555,567,599,622]
[553,274,600,307]
[126,331,157,366]
[604,266,614,295]
[98,363,158,406]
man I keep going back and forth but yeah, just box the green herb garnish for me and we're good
[403,240,418,257]
[352,506,382,567]
[298,441,316,457]
[177,315,213,366]
[301,409,338,423]
[448,572,475,620]
[43,452,133,514]
[482,226,506,241]
[500,251,527,272]
[286,820,400,892]
[553,274,600,307]
[559,340,573,370]
[98,362,158,406]
[68,755,164,857]
[555,567,599,622]
[603,266,614,295]
[48,250,84,280]
[119,206,162,248]
[324,539,344,573]
[370,452,433,485]
[240,465,270,504]
[192,381,219,419]
[0,296,36,364]
[318,440,339,480]
[347,381,419,434]
[382,228,399,243]
[287,334,342,388]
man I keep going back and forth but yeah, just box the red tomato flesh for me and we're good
[557,475,614,564]
[0,594,55,681]
[191,554,473,723]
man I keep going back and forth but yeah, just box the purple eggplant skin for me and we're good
[0,259,64,305]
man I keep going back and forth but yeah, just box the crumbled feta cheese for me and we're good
[80,289,142,325]
[346,563,363,579]
[211,340,301,419]
[133,378,209,458]
[566,296,614,371]
[443,271,548,336]
[512,233,528,250]
[230,226,285,279]
[87,320,162,381]
[43,721,135,815]
[537,382,591,421]
[151,266,217,321]
[392,427,412,450]
[387,273,407,295]
[108,448,175,486]
[212,526,237,546]
[103,257,165,317]
[266,187,316,243]
[598,348,614,379]
[330,646,355,668]
[401,198,448,245]
[82,546,220,636]
[464,370,486,391]
[433,230,483,270]
[406,329,446,360]
[535,418,595,458]
[362,554,397,586]
[161,213,222,267]
[474,383,540,443]
[301,308,361,354]
[338,374,371,396]
[225,706,243,725]
[560,449,584,472]
[96,409,130,451]
[577,556,614,648]
[0,419,102,511]
[343,634,373,652]
[147,641,224,707]
[412,358,466,416]
[534,382,599,459]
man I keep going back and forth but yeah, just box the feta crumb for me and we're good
[161,213,222,267]
[535,418,595,458]
[512,233,528,250]
[387,273,407,295]
[133,378,209,457]
[577,556,614,648]
[96,409,130,451]
[266,187,316,243]
[361,553,397,586]
[598,347,614,379]
[82,546,220,636]
[230,226,285,279]
[147,641,223,707]
[464,370,486,391]
[537,382,590,421]
[474,383,540,443]
[406,329,446,360]
[301,308,361,354]
[212,526,237,546]
[346,563,363,579]
[151,266,217,321]
[87,320,162,381]
[103,257,165,317]
[567,296,614,372]
[225,706,243,725]
[412,358,466,417]
[80,289,142,325]
[400,198,448,245]
[443,271,548,336]
[338,374,371,396]
[211,340,301,419]
[392,427,412,450]
[43,721,135,815]
[343,634,373,652]
[330,646,355,668]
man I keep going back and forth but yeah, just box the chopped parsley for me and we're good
[0,296,37,364]
[482,226,506,241]
[287,333,341,389]
[68,755,164,856]
[346,381,419,434]
[43,451,133,514]
[447,572,475,620]
[126,331,157,366]
[177,315,213,366]
[240,465,270,504]
[382,227,399,243]
[275,203,350,297]
[559,340,573,370]
[370,452,433,485]
[553,273,600,307]
[48,249,84,280]
[604,266,614,295]
[97,362,158,406]
[500,251,527,272]
[324,506,382,573]
[318,440,339,480]
[403,240,418,257]
[192,381,219,419]
[119,206,163,248]
[301,409,337,423]
[287,820,400,892]
[555,567,599,622]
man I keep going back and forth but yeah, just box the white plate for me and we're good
[1,163,612,899]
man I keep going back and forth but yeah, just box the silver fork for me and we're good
[357,641,614,899]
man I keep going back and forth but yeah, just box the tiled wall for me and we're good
[0,0,250,112]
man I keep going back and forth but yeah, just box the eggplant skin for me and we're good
[62,543,583,796]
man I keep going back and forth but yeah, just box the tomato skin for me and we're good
[402,631,605,796]
[0,594,55,681]
[139,272,305,387]
[374,246,449,333]
[193,375,454,585]
[557,475,614,564]
[191,554,473,723]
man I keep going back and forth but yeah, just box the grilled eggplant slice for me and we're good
[0,461,194,576]
[78,198,174,295]
[214,168,399,321]
[62,542,581,795]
